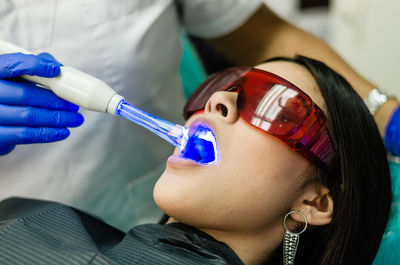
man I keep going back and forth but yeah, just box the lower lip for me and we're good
[167,155,201,168]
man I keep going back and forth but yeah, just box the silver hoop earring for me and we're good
[283,210,308,265]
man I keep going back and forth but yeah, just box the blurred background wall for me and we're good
[264,0,400,98]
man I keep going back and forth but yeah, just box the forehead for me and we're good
[255,61,327,113]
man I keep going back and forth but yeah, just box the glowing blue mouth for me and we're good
[179,124,219,165]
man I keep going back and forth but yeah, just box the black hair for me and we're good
[263,56,392,265]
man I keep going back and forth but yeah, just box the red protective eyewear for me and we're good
[183,67,336,171]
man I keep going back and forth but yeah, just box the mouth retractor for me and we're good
[179,123,219,164]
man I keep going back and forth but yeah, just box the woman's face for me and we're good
[154,61,327,233]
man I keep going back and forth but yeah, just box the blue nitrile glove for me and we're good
[385,105,400,156]
[0,52,84,155]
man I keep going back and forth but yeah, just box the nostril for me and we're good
[217,104,228,117]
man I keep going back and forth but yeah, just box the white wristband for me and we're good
[364,88,389,115]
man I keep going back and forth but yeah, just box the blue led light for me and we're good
[115,100,219,165]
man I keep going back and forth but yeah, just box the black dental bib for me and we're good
[0,198,243,265]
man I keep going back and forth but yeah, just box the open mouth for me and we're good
[179,121,219,165]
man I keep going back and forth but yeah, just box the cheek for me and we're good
[223,121,306,183]
[214,125,310,225]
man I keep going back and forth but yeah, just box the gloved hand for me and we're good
[0,52,84,155]
[385,105,400,156]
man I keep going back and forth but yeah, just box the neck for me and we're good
[168,218,283,265]
[201,227,283,265]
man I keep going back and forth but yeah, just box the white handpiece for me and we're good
[0,40,124,114]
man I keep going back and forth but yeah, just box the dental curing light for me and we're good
[116,101,219,164]
[0,40,219,164]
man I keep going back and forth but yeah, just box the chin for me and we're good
[153,170,205,226]
[153,170,188,217]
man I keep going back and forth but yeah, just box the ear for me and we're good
[290,183,333,226]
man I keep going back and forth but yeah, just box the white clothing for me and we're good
[0,0,261,231]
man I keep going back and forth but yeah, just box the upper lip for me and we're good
[187,117,217,138]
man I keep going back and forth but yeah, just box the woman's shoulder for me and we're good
[0,198,243,264]
[117,222,244,265]
[0,197,124,264]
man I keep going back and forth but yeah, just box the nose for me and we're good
[204,91,239,123]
